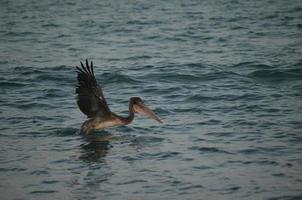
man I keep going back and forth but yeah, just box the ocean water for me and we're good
[1,0,302,199]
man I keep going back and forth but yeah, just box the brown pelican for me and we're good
[76,60,162,134]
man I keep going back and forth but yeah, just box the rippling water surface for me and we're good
[1,0,302,199]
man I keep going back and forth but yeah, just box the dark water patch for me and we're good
[255,160,279,166]
[198,119,221,126]
[192,165,212,170]
[202,70,240,81]
[0,81,27,88]
[248,68,302,82]
[116,179,147,185]
[208,185,241,194]
[288,121,302,129]
[272,173,286,177]
[30,190,57,194]
[0,167,27,172]
[237,104,264,112]
[2,115,38,128]
[268,194,302,200]
[79,139,112,163]
[189,146,232,154]
[4,31,44,38]
[297,24,302,29]
[230,25,246,30]
[54,127,79,136]
[263,14,279,20]
[158,151,181,159]
[41,180,60,184]
[232,62,275,71]
[16,102,57,109]
[12,131,50,138]
[41,23,60,28]
[182,157,194,161]
[238,146,286,156]
[179,184,204,191]
[291,6,302,12]
[185,94,213,102]
[225,186,241,194]
[0,60,9,65]
[204,131,235,137]
[125,55,153,61]
[81,139,112,151]
[232,63,280,80]
[49,158,70,164]
[30,169,49,175]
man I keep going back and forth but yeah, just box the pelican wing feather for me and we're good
[76,60,111,118]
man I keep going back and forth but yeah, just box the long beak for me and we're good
[134,102,162,123]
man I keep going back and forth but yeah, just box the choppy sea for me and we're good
[1,0,302,199]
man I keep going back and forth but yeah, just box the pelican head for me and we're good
[130,97,162,123]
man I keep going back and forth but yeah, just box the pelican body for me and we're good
[76,60,162,134]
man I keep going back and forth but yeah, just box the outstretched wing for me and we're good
[76,60,111,118]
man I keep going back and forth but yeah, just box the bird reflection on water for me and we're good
[79,131,115,163]
[78,128,151,163]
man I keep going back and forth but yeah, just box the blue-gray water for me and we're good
[1,0,302,199]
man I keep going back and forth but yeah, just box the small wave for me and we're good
[232,62,274,70]
[248,68,302,82]
[30,169,49,175]
[16,102,57,109]
[116,179,148,185]
[42,88,67,98]
[146,72,201,83]
[0,60,8,64]
[54,127,79,136]
[102,72,142,84]
[131,136,165,145]
[137,151,181,160]
[4,31,42,37]
[186,93,263,104]
[30,190,57,194]
[263,14,279,20]
[13,66,43,75]
[0,167,27,172]
[0,81,27,87]
[192,165,212,170]
[267,194,302,200]
[41,180,60,184]
[291,6,302,12]
[41,23,60,28]
[189,146,232,154]
[238,146,286,156]
[179,184,204,191]
[12,65,75,86]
